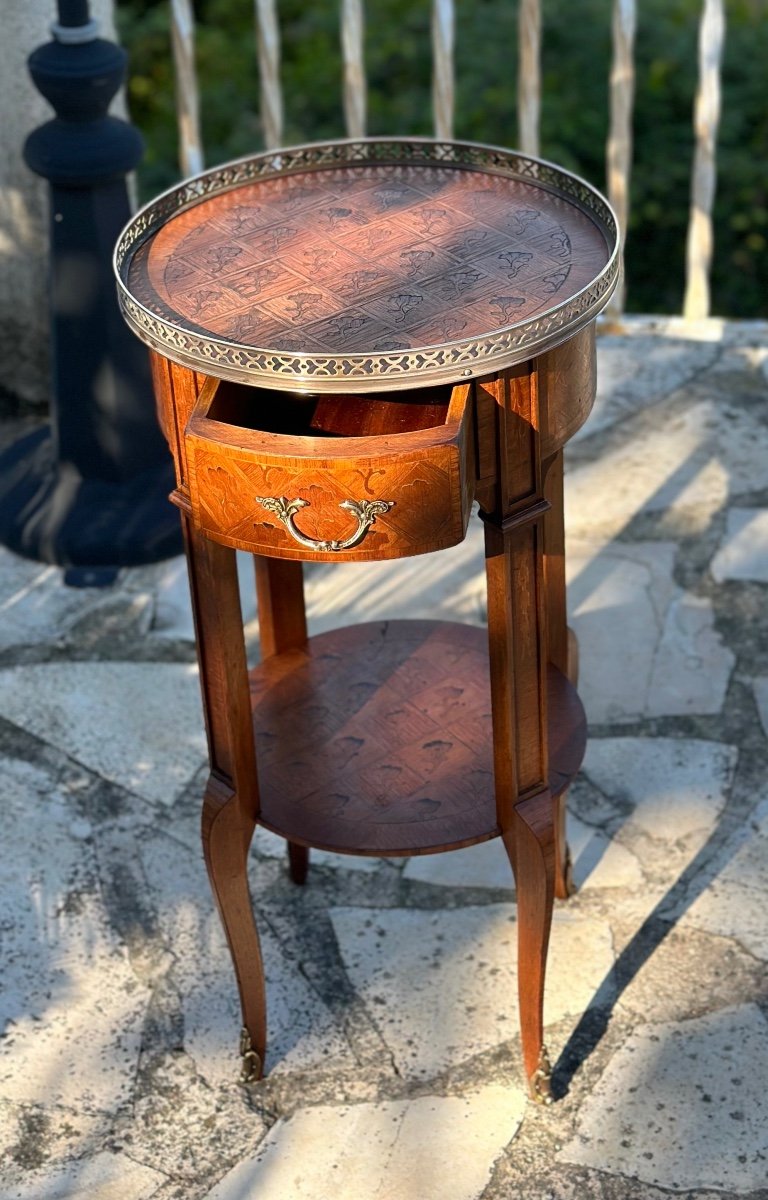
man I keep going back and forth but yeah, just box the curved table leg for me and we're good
[553,626,580,900]
[482,374,557,1102]
[182,524,267,1081]
[542,449,580,903]
[504,790,556,1104]
[202,775,266,1083]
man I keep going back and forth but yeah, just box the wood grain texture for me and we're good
[481,363,549,814]
[479,360,555,1097]
[254,554,310,884]
[503,787,556,1100]
[128,161,610,358]
[477,365,538,516]
[542,450,568,679]
[255,557,307,659]
[149,352,210,486]
[249,620,585,857]
[202,775,266,1076]
[183,517,266,1075]
[185,381,473,561]
[183,522,256,789]
[542,449,574,901]
[536,324,597,457]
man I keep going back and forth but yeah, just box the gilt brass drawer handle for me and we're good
[255,496,394,552]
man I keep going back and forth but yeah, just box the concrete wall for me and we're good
[0,1,124,409]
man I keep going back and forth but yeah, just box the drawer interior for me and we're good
[205,380,456,440]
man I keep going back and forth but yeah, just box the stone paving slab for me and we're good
[0,548,155,654]
[0,1151,166,1200]
[138,552,258,643]
[203,1086,527,1200]
[0,757,152,1116]
[329,905,615,1079]
[711,508,768,583]
[678,796,768,961]
[0,662,207,806]
[559,1004,768,1193]
[613,924,766,1030]
[645,594,734,718]
[567,540,734,723]
[565,394,768,538]
[580,737,737,871]
[110,1053,269,1190]
[571,325,721,444]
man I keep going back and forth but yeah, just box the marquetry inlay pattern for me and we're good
[250,621,586,855]
[116,139,618,390]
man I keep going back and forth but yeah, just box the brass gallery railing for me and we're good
[166,0,726,323]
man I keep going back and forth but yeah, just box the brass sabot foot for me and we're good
[239,1026,263,1085]
[529,1045,554,1105]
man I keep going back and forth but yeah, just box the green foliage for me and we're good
[116,0,768,317]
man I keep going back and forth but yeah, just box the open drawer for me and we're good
[184,378,475,562]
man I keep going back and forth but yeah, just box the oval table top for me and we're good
[115,138,618,393]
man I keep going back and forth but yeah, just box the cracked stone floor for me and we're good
[1,316,767,1199]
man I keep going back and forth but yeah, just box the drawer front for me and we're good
[185,419,473,563]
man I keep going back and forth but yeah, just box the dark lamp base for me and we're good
[0,427,181,584]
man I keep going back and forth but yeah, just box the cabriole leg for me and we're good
[503,790,557,1103]
[184,522,266,1077]
[202,776,266,1082]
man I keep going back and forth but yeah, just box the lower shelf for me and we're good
[250,620,586,857]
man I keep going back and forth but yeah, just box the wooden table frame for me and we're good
[148,324,594,1103]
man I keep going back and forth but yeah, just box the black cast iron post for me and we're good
[0,0,181,586]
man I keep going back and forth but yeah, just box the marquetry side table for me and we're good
[115,138,618,1102]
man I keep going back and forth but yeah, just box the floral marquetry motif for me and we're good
[250,622,586,856]
[116,138,618,391]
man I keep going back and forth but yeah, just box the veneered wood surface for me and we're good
[185,381,473,561]
[128,163,610,358]
[253,554,310,885]
[480,359,549,814]
[477,357,555,1097]
[249,620,586,856]
[254,557,307,658]
[184,520,267,1075]
[504,788,556,1095]
[149,351,208,486]
[537,324,596,457]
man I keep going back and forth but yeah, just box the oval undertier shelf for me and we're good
[250,619,586,856]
